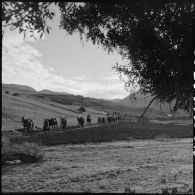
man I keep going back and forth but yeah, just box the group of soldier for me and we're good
[15,114,92,135]
[15,113,150,136]
[98,115,150,124]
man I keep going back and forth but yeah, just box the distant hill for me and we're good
[2,83,69,95]
[33,93,141,115]
[2,83,141,131]
[2,83,191,131]
[1,83,174,115]
[38,89,69,95]
[2,83,37,94]
[2,84,192,130]
[109,98,122,103]
[117,91,189,115]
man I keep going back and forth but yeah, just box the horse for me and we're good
[77,117,85,128]
[107,117,111,123]
[110,116,115,123]
[21,117,34,135]
[102,117,106,123]
[136,116,149,123]
[43,118,50,133]
[60,117,67,129]
[48,118,58,129]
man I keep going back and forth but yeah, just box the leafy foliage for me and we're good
[2,1,194,112]
[59,1,194,112]
[2,1,56,39]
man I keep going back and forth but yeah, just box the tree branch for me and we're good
[140,96,158,117]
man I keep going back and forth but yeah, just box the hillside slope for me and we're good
[2,83,137,131]
[2,83,190,131]
[2,92,107,131]
[117,91,190,116]
[118,92,169,111]
[2,83,36,94]
[38,89,69,95]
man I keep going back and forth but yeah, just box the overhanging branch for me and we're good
[140,96,158,117]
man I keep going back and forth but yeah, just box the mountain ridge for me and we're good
[2,83,189,116]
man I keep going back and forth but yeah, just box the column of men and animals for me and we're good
[15,114,150,136]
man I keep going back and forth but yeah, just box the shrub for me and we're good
[2,136,11,155]
[162,188,169,194]
[171,187,178,194]
[5,91,9,94]
[161,178,167,184]
[2,136,44,165]
[78,107,86,113]
[124,187,135,193]
[13,93,20,96]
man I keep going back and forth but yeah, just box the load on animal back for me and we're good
[21,116,34,135]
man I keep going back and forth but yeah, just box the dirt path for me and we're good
[2,138,193,193]
[15,122,107,135]
[16,118,192,136]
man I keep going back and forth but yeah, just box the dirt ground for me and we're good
[2,138,193,193]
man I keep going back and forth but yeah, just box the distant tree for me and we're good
[13,93,20,96]
[78,107,86,113]
[2,1,194,115]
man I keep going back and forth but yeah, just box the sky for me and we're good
[2,5,130,100]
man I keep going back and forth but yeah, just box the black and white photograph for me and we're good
[2,1,194,193]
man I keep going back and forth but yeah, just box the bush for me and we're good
[5,91,9,94]
[78,107,86,113]
[124,187,135,193]
[13,93,20,96]
[2,136,44,165]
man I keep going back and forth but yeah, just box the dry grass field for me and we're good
[2,138,193,193]
[6,121,193,146]
[2,120,193,193]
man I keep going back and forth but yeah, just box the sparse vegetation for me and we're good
[162,187,179,194]
[162,188,169,194]
[1,138,192,192]
[13,92,20,96]
[2,136,44,165]
[8,122,192,147]
[78,107,86,113]
[161,178,167,184]
[124,187,135,193]
[36,94,45,98]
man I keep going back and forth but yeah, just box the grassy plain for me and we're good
[2,138,193,193]
[6,121,192,146]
